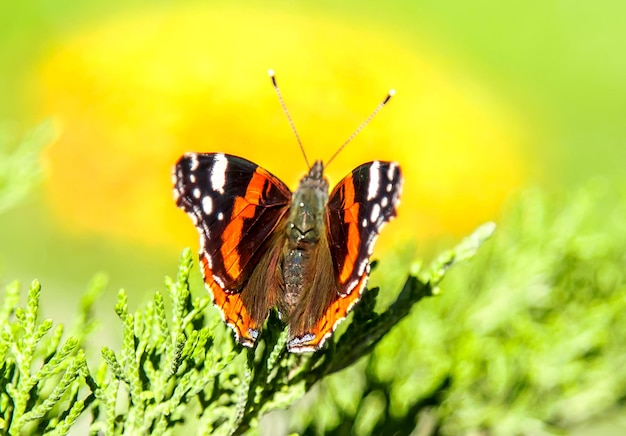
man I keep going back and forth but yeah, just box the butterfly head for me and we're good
[286,160,329,247]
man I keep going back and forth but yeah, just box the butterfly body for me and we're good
[173,152,402,352]
[281,160,328,313]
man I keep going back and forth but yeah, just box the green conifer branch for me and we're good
[1,280,96,435]
[1,224,493,434]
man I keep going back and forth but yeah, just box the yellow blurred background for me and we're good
[1,1,624,318]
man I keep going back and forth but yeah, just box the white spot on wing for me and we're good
[367,233,379,255]
[367,161,381,200]
[362,218,367,227]
[190,174,196,183]
[218,212,224,221]
[193,188,201,199]
[289,333,316,346]
[204,253,213,269]
[211,153,228,194]
[202,196,213,214]
[370,203,381,222]
[213,274,225,289]
[381,196,389,208]
[189,154,199,171]
[200,219,211,238]
[357,259,368,276]
[345,279,359,294]
[387,162,397,180]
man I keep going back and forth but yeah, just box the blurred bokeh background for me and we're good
[1,0,625,432]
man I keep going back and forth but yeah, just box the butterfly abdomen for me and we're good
[282,248,307,311]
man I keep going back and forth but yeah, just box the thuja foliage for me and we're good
[290,180,626,435]
[3,181,625,435]
[0,277,103,434]
[0,220,493,434]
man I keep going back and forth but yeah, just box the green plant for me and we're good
[0,276,103,434]
[3,180,625,435]
[290,181,626,435]
[0,221,493,435]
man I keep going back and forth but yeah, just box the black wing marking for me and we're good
[326,161,403,295]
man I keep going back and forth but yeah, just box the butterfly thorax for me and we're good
[282,160,329,310]
[284,161,328,246]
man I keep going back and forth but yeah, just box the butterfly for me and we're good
[172,72,402,352]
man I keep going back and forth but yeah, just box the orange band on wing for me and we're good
[220,170,268,280]
[201,255,258,347]
[338,203,361,284]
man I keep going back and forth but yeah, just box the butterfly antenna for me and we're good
[325,89,396,168]
[268,69,311,169]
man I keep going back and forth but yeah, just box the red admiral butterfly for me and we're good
[173,72,402,352]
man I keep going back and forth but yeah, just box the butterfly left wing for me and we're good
[287,161,403,352]
[173,153,292,346]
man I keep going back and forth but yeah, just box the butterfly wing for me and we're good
[287,161,403,352]
[327,160,402,294]
[174,153,291,346]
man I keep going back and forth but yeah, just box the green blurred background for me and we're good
[1,0,625,433]
[2,0,623,297]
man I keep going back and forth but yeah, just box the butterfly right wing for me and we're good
[173,153,292,346]
[326,161,402,296]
